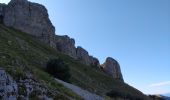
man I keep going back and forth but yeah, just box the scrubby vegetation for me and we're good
[46,58,71,82]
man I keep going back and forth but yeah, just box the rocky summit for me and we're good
[0,0,123,81]
[101,57,124,81]
[3,0,56,47]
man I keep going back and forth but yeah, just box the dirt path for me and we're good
[55,79,104,100]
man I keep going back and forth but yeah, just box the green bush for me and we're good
[46,58,71,82]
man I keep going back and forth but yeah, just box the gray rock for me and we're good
[101,57,124,81]
[0,67,54,100]
[76,46,91,65]
[55,35,77,58]
[89,56,100,67]
[3,0,55,47]
[1,1,124,81]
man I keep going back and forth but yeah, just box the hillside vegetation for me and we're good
[0,24,151,100]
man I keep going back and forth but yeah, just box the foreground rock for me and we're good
[101,57,124,81]
[0,68,53,100]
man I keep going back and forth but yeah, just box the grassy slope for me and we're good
[0,24,150,100]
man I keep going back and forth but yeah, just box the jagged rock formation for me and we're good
[101,57,124,81]
[3,0,55,47]
[55,35,77,58]
[76,46,91,65]
[0,68,18,99]
[76,46,100,66]
[55,36,100,66]
[0,0,123,81]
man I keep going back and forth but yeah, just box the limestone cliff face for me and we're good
[0,0,123,81]
[76,46,91,65]
[101,57,124,81]
[76,46,100,66]
[55,35,77,58]
[54,36,100,67]
[4,0,55,47]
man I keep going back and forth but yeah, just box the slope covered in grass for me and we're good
[0,24,150,100]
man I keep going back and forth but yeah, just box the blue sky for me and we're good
[1,0,170,95]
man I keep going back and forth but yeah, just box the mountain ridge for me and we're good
[0,0,123,81]
[0,0,153,99]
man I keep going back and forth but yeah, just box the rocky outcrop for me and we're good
[0,68,53,100]
[3,0,55,47]
[1,0,100,67]
[55,35,77,58]
[76,46,100,66]
[0,68,18,99]
[76,46,91,65]
[101,57,124,81]
[89,56,100,67]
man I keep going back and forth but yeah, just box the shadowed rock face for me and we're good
[55,35,77,58]
[76,46,100,66]
[101,57,124,81]
[4,0,55,46]
[76,46,91,65]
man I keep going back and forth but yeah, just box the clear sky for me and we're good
[1,0,170,95]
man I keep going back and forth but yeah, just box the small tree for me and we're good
[46,58,70,82]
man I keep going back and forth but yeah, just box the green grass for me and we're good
[0,24,82,100]
[0,24,151,100]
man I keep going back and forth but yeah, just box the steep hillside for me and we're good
[0,24,151,99]
[0,24,83,99]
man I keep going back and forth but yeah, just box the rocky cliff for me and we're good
[4,0,56,47]
[55,35,77,58]
[101,57,124,81]
[0,0,123,81]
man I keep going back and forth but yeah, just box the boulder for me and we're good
[3,0,55,47]
[55,35,77,58]
[101,57,124,81]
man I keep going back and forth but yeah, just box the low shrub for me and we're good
[46,58,71,82]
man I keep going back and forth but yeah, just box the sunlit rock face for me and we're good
[3,0,55,47]
[101,57,124,81]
